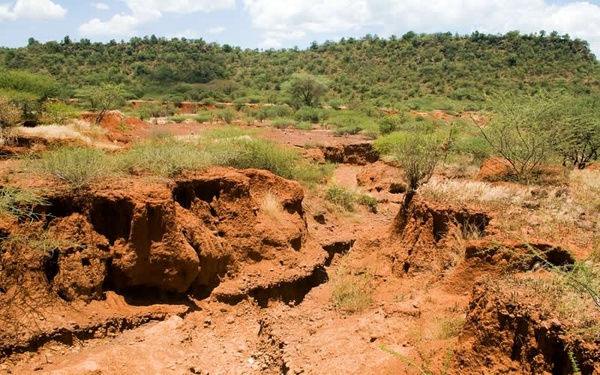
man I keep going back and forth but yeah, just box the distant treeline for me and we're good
[0,31,598,109]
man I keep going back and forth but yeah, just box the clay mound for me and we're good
[80,110,148,143]
[356,161,407,194]
[477,157,567,185]
[320,142,379,165]
[387,196,491,275]
[477,157,514,181]
[453,280,600,374]
[2,167,326,306]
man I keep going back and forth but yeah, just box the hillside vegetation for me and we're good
[0,31,598,110]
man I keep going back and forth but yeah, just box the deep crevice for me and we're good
[44,250,60,284]
[249,266,328,308]
[323,239,356,266]
[89,197,135,246]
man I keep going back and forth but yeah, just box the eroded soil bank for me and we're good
[1,128,599,374]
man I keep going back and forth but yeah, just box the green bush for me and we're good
[328,98,344,110]
[334,126,362,136]
[326,185,356,211]
[168,114,189,123]
[356,194,378,213]
[378,115,401,135]
[294,106,322,123]
[41,101,79,125]
[451,136,492,163]
[271,118,297,129]
[193,110,215,123]
[216,108,237,124]
[265,105,294,119]
[374,132,444,192]
[0,96,22,129]
[327,112,378,134]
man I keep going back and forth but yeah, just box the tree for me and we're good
[284,73,328,109]
[77,84,125,124]
[374,132,445,227]
[477,92,560,181]
[553,94,600,169]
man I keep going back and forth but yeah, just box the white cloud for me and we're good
[242,0,600,55]
[168,29,201,39]
[79,0,235,38]
[91,2,109,11]
[79,14,140,36]
[0,0,66,20]
[208,26,226,35]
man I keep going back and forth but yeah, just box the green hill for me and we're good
[1,31,599,110]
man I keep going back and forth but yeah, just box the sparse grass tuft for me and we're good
[436,317,465,340]
[260,191,283,220]
[0,187,48,220]
[331,256,375,313]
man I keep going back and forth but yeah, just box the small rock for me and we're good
[226,317,235,324]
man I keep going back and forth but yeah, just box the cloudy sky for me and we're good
[1,0,600,56]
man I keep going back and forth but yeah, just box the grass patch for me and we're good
[34,147,114,188]
[119,138,212,177]
[32,127,332,186]
[326,185,377,212]
[356,194,378,213]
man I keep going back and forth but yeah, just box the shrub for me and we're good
[264,105,294,119]
[326,185,356,211]
[294,121,313,131]
[294,106,322,123]
[331,257,374,313]
[271,118,297,129]
[328,98,344,110]
[378,115,401,135]
[478,92,561,181]
[334,126,362,137]
[168,115,188,124]
[207,137,298,178]
[374,132,444,193]
[0,96,22,129]
[41,101,79,125]
[356,194,378,213]
[216,108,237,124]
[193,111,215,123]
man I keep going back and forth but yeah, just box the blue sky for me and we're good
[1,0,600,56]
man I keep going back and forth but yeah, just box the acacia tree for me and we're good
[553,94,600,169]
[284,73,328,109]
[374,131,445,229]
[477,92,560,181]
[77,84,125,124]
